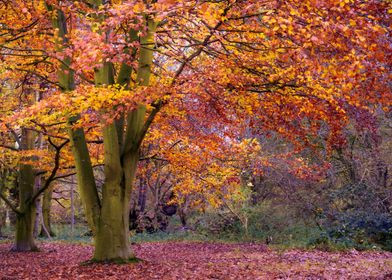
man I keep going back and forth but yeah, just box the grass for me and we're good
[1,221,386,253]
[1,224,211,245]
[130,230,210,243]
[0,223,93,244]
[83,257,142,265]
[47,223,93,243]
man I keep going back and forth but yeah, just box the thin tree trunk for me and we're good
[178,207,187,227]
[33,176,41,238]
[40,185,55,237]
[0,171,7,237]
[68,121,101,233]
[70,178,75,238]
[138,177,147,212]
[0,198,5,237]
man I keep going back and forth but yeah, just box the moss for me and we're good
[82,257,142,266]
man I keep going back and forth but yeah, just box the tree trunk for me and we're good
[33,195,41,238]
[50,5,158,261]
[48,6,101,235]
[33,176,41,238]
[138,177,147,212]
[0,200,5,237]
[70,179,75,237]
[13,146,37,251]
[14,209,37,251]
[93,122,131,261]
[93,150,140,260]
[93,182,133,261]
[178,207,187,227]
[8,182,18,227]
[40,185,55,237]
[92,16,156,260]
[93,115,142,261]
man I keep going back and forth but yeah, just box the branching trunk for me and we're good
[93,18,158,261]
[50,4,159,261]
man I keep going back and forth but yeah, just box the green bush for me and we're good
[319,211,392,251]
[192,203,323,247]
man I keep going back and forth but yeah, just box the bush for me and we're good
[321,211,392,251]
[192,203,322,247]
[307,232,377,251]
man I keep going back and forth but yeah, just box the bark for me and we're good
[92,57,135,260]
[93,18,157,261]
[33,176,41,238]
[8,182,18,227]
[0,199,5,237]
[13,129,37,251]
[178,207,187,227]
[93,124,134,261]
[40,185,55,237]
[33,195,41,238]
[0,172,8,236]
[67,120,101,233]
[49,5,101,234]
[14,210,37,252]
[138,177,147,212]
[70,180,75,237]
[50,4,159,261]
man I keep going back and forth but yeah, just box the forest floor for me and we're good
[0,242,392,279]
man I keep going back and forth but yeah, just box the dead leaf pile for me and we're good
[0,242,391,279]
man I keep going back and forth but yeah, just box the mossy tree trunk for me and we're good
[40,185,55,237]
[48,5,101,235]
[93,18,158,261]
[92,17,154,256]
[0,170,8,237]
[13,128,38,252]
[51,4,159,261]
[0,196,5,237]
[0,114,67,250]
[93,121,139,261]
[0,169,17,230]
[0,139,37,251]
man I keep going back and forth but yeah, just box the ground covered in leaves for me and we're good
[0,242,392,279]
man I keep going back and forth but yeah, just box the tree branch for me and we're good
[0,185,21,215]
[29,138,69,205]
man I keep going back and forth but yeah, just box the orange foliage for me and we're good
[0,0,390,203]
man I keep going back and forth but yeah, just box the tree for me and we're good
[39,184,56,237]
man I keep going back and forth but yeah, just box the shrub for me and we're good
[322,211,392,251]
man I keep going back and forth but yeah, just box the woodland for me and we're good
[0,0,391,279]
